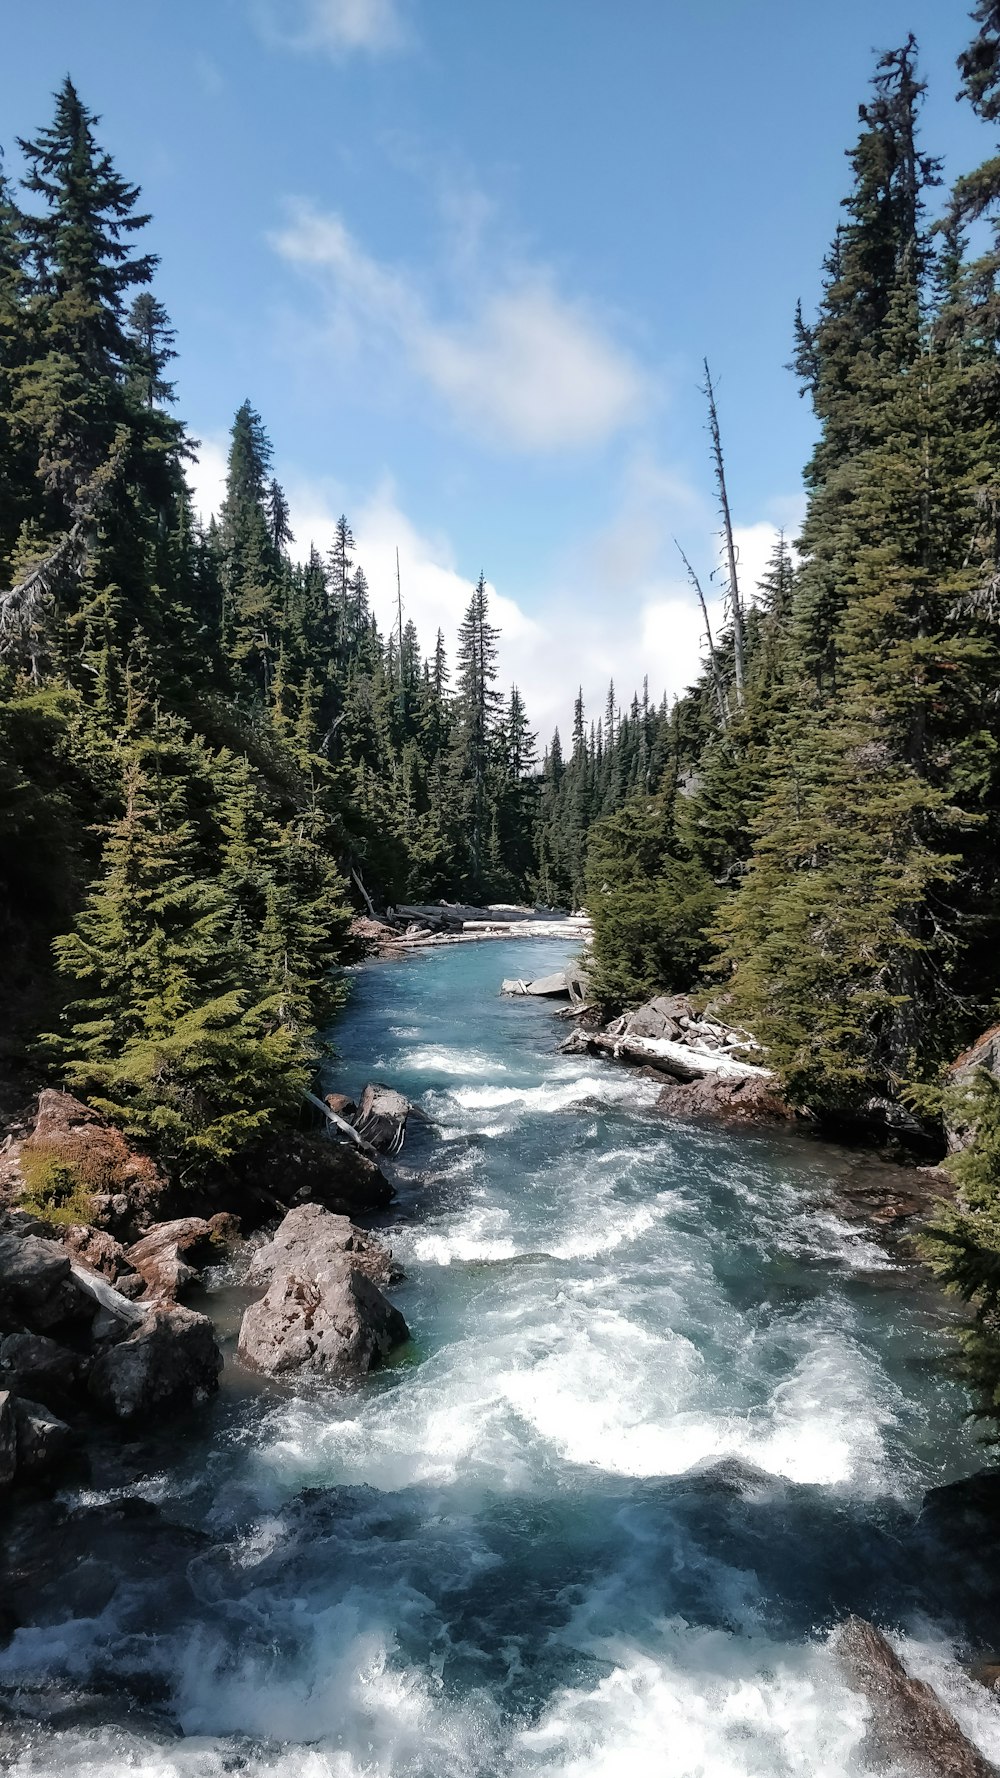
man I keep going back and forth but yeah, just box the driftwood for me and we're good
[303,1090,378,1158]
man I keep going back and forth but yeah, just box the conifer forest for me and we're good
[10,10,1000,1772]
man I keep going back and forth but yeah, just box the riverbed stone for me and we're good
[12,1396,73,1478]
[835,1615,997,1777]
[88,1304,222,1420]
[0,1332,86,1408]
[125,1213,239,1302]
[248,1203,402,1291]
[238,1255,409,1379]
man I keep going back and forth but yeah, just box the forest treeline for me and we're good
[6,16,1000,1410]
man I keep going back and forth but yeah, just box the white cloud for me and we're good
[186,435,229,525]
[187,437,798,745]
[254,0,408,58]
[271,200,647,453]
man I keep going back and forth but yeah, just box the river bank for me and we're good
[2,934,1000,1776]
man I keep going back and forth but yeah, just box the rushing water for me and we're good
[4,937,1000,1775]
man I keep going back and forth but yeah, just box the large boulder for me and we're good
[0,1332,86,1409]
[835,1616,997,1777]
[239,1256,408,1380]
[125,1213,239,1303]
[0,1222,92,1333]
[656,1073,794,1126]
[12,1397,73,1479]
[353,1083,413,1155]
[21,1090,168,1238]
[623,995,695,1041]
[236,1131,394,1218]
[88,1304,222,1420]
[247,1203,402,1293]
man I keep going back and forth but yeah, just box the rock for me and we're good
[247,1204,402,1292]
[353,1083,413,1154]
[22,1090,168,1238]
[62,1224,129,1282]
[88,1304,222,1420]
[324,1092,358,1121]
[947,1023,1000,1152]
[12,1397,73,1478]
[0,1391,16,1487]
[624,995,695,1040]
[526,972,571,998]
[240,1131,394,1216]
[0,1333,85,1408]
[125,1213,239,1303]
[835,1615,998,1777]
[0,1496,208,1628]
[0,1224,92,1333]
[656,1073,794,1125]
[239,1256,409,1380]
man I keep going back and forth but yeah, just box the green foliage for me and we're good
[922,1072,1000,1433]
[586,797,721,1008]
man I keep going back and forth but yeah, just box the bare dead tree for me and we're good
[675,540,729,730]
[702,360,745,708]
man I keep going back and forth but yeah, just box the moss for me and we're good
[18,1149,96,1225]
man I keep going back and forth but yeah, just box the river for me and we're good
[4,936,1000,1775]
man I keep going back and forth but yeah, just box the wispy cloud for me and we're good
[271,200,648,454]
[254,0,409,60]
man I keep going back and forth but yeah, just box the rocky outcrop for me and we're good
[946,1023,1000,1152]
[0,1212,223,1481]
[656,1072,794,1125]
[238,1203,408,1380]
[17,1089,168,1238]
[125,1213,239,1302]
[353,1084,413,1155]
[88,1304,222,1420]
[835,1616,997,1777]
[247,1203,402,1293]
[239,1131,394,1217]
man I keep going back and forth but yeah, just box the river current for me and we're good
[4,936,1000,1775]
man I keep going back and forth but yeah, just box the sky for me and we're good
[0,0,991,739]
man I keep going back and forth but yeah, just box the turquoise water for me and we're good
[4,937,1000,1774]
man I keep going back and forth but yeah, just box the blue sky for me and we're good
[1,0,990,735]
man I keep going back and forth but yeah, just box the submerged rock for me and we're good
[835,1615,997,1777]
[88,1304,222,1420]
[248,1203,402,1292]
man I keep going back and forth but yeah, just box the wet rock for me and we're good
[0,1332,86,1408]
[88,1305,222,1420]
[353,1083,413,1154]
[12,1397,73,1478]
[835,1615,997,1777]
[656,1073,795,1125]
[0,1496,208,1627]
[239,1255,409,1380]
[247,1203,402,1292]
[125,1213,239,1302]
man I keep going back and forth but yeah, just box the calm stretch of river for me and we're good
[5,937,1000,1775]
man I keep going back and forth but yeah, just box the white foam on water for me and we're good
[514,1624,870,1777]
[405,1044,510,1078]
[448,1073,657,1116]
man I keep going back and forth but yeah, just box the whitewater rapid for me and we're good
[4,936,1000,1776]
